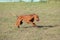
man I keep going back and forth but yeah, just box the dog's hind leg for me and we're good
[16,19,23,28]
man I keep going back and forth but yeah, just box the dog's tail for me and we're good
[10,13,18,17]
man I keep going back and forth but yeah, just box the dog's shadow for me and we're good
[23,25,58,28]
[37,25,54,28]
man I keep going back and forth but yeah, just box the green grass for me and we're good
[0,1,60,40]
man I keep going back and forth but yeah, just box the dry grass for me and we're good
[0,1,60,40]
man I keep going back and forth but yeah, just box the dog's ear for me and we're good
[15,15,18,17]
[32,13,36,15]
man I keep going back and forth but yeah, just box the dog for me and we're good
[16,14,40,28]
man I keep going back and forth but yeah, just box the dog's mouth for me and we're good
[37,19,40,21]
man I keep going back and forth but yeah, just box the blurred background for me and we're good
[0,0,60,40]
[0,0,47,2]
[0,0,60,2]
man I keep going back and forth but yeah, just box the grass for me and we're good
[0,1,60,40]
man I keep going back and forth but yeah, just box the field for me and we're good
[0,1,60,40]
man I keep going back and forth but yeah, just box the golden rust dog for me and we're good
[16,14,39,28]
